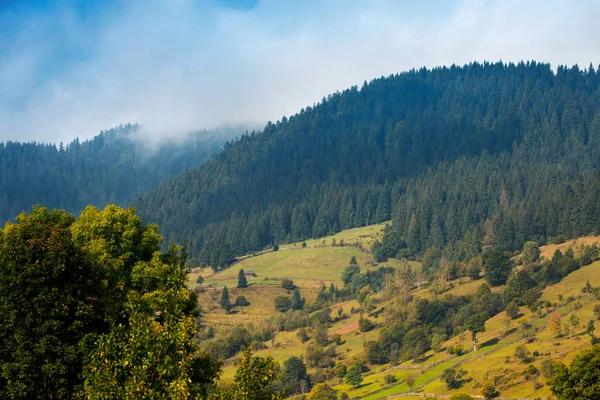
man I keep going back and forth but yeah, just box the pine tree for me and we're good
[238,269,248,288]
[291,288,304,311]
[220,286,231,311]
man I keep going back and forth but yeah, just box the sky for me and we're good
[1,0,599,143]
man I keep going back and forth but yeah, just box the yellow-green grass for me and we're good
[282,223,390,251]
[212,246,376,284]
[539,235,600,260]
[196,284,322,327]
[541,260,600,303]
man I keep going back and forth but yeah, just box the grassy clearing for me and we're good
[539,235,600,260]
[212,246,374,284]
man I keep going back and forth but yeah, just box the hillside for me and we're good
[135,61,600,268]
[0,125,235,223]
[195,227,600,399]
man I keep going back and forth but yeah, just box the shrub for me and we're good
[514,344,531,363]
[442,367,467,389]
[506,301,520,319]
[235,295,249,306]
[480,381,499,398]
[333,362,347,378]
[281,278,295,290]
[384,374,397,384]
[450,393,474,400]
[297,328,310,343]
[274,296,291,312]
[196,275,204,284]
[358,316,375,332]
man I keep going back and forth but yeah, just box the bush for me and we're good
[281,278,295,290]
[384,374,397,384]
[235,295,249,306]
[480,381,499,398]
[514,344,531,363]
[274,296,292,312]
[358,316,375,332]
[196,275,205,284]
[442,367,467,389]
[450,393,474,400]
[333,362,347,378]
[297,328,310,343]
[506,301,520,319]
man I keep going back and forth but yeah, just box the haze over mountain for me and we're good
[0,125,236,223]
[1,0,599,143]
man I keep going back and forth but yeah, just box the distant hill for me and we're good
[0,125,237,223]
[135,61,600,265]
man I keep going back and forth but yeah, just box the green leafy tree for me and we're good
[506,301,520,319]
[220,286,232,312]
[358,316,375,332]
[334,362,347,378]
[281,278,295,290]
[549,345,600,400]
[441,367,467,389]
[465,314,487,352]
[344,365,363,388]
[0,207,103,399]
[480,381,499,399]
[521,241,541,265]
[227,347,284,400]
[341,264,361,285]
[306,383,337,400]
[0,205,222,400]
[514,344,531,363]
[282,356,310,394]
[238,269,248,288]
[483,249,513,286]
[450,393,474,400]
[274,296,291,312]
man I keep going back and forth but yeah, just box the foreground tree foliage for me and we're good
[549,344,600,399]
[0,205,222,399]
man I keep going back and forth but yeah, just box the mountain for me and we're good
[0,125,236,223]
[135,61,600,267]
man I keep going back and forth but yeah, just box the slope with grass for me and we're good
[200,234,600,399]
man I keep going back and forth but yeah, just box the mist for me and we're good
[1,0,599,143]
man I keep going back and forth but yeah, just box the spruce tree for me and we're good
[238,269,248,288]
[291,288,304,310]
[220,286,231,311]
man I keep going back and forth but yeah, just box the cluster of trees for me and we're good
[0,205,219,398]
[134,61,600,267]
[0,125,233,224]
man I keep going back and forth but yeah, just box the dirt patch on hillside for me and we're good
[336,321,359,335]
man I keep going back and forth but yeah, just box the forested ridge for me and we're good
[134,61,600,267]
[0,125,233,223]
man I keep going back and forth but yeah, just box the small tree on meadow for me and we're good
[549,312,563,337]
[480,381,499,399]
[237,269,248,288]
[465,314,486,352]
[565,313,580,340]
[506,301,520,320]
[344,365,363,388]
[220,286,231,312]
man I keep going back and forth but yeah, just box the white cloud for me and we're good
[0,0,599,143]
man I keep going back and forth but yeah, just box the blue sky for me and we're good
[1,0,599,143]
